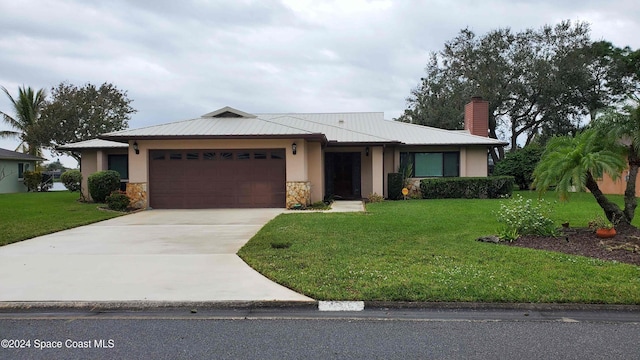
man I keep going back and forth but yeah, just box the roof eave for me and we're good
[99,133,328,142]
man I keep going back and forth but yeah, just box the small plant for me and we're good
[498,226,520,243]
[105,191,131,212]
[308,201,331,210]
[60,170,82,192]
[87,170,121,203]
[589,215,614,230]
[367,192,384,203]
[495,194,557,239]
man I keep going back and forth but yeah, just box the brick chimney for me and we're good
[464,96,489,137]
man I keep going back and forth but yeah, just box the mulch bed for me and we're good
[505,227,640,266]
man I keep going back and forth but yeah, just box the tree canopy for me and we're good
[40,82,136,161]
[0,85,47,156]
[399,21,639,162]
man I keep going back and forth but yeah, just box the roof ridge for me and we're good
[266,114,395,142]
[252,116,315,135]
[103,117,203,135]
[256,111,383,115]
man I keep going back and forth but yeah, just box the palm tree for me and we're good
[533,128,631,226]
[0,85,47,156]
[595,101,640,224]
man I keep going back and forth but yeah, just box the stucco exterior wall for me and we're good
[128,139,310,184]
[464,147,488,177]
[0,160,36,193]
[597,170,640,197]
[371,146,384,197]
[306,141,323,203]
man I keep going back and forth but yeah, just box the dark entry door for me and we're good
[325,152,361,199]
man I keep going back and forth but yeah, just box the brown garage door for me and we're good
[149,149,286,209]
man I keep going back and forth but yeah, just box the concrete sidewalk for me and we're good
[0,209,313,303]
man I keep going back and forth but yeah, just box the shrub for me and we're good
[387,173,403,200]
[493,145,543,190]
[496,194,557,241]
[60,170,82,192]
[106,191,131,211]
[22,170,42,192]
[367,192,384,203]
[87,170,121,203]
[420,176,514,199]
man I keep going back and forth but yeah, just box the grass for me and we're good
[0,191,123,246]
[239,191,640,304]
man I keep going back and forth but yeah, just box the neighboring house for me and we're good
[0,148,45,194]
[59,97,507,209]
[597,169,640,197]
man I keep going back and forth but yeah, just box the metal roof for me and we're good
[57,139,129,150]
[0,148,45,161]
[99,108,507,147]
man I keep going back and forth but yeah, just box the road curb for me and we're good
[1,300,639,312]
[364,301,640,312]
[0,300,319,312]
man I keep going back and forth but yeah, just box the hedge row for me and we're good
[419,176,514,199]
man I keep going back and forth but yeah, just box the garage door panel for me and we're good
[149,149,286,209]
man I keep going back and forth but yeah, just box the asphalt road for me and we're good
[1,308,639,359]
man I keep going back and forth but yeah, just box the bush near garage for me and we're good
[87,170,120,203]
[106,191,131,211]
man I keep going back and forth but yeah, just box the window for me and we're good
[150,151,165,160]
[18,163,29,179]
[401,152,459,177]
[108,154,129,180]
[170,152,182,160]
[186,152,199,160]
[271,150,285,160]
[203,152,216,160]
[237,152,250,160]
[254,151,267,160]
[220,152,233,160]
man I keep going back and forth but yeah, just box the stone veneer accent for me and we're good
[286,181,311,209]
[126,182,148,209]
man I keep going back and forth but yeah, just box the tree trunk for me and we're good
[623,147,640,224]
[585,171,629,225]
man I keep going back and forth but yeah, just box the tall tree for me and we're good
[0,86,47,156]
[40,82,136,162]
[400,21,636,163]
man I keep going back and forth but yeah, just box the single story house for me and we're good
[0,148,45,193]
[59,97,507,209]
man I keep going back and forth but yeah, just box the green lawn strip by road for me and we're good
[0,192,122,246]
[238,191,640,304]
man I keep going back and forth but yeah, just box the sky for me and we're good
[1,0,639,167]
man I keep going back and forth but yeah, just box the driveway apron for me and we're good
[0,209,313,302]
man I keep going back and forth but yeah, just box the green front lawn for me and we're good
[0,192,123,246]
[239,191,640,304]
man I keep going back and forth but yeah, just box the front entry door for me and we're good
[325,152,361,199]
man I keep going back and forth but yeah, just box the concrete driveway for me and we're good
[0,209,313,303]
